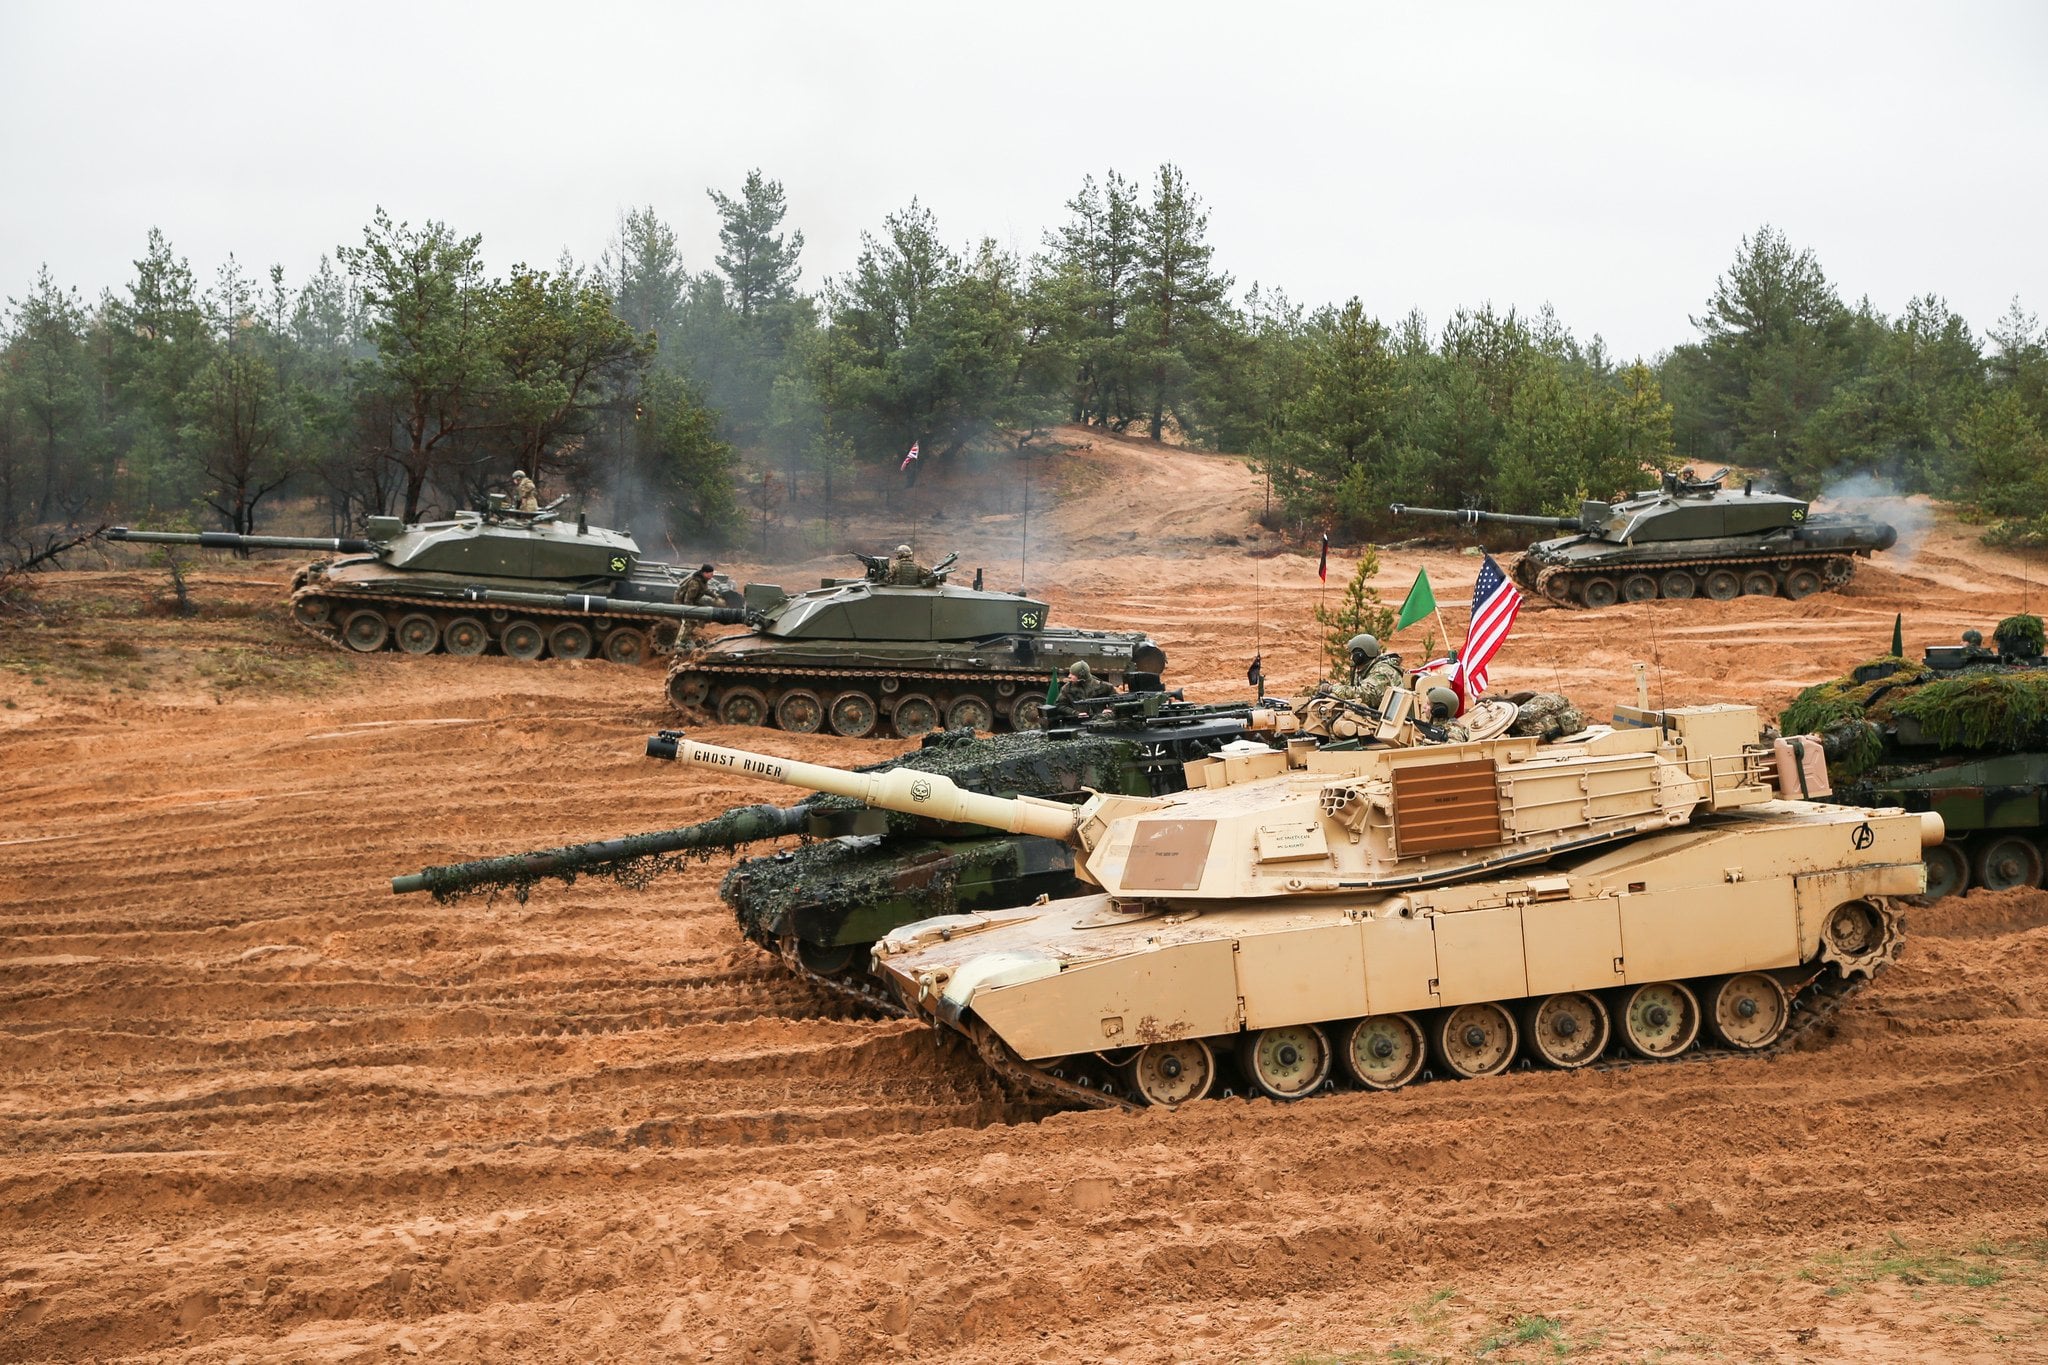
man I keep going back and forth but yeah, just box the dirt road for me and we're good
[4,437,2047,1361]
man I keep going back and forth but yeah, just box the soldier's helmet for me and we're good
[1963,629,1984,646]
[1068,661,1092,682]
[1347,634,1381,663]
[1425,686,1459,721]
[512,469,526,480]
[896,544,913,556]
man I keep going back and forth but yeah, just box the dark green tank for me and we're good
[1391,467,1898,608]
[665,551,1168,738]
[108,500,743,664]
[392,696,1264,1004]
[1781,614,2048,899]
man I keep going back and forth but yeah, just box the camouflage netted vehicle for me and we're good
[665,551,1168,739]
[108,503,744,664]
[654,697,1935,1108]
[1781,614,2048,899]
[393,696,1260,1004]
[1391,468,1898,608]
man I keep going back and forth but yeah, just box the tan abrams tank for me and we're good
[649,701,1939,1108]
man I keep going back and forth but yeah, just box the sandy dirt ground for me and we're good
[4,430,2048,1363]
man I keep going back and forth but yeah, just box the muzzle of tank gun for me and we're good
[647,729,684,761]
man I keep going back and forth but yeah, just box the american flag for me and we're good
[1456,553,1523,702]
[899,441,920,472]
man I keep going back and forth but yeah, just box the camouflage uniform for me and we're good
[673,565,715,651]
[886,546,926,586]
[511,472,539,512]
[1507,692,1587,742]
[1335,652,1405,708]
[1061,662,1115,703]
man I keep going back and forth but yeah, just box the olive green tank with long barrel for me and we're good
[393,700,1262,1003]
[665,550,1170,740]
[1389,467,1898,609]
[108,500,735,665]
[1781,613,2048,902]
[650,709,1937,1109]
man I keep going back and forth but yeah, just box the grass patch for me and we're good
[1800,1234,2048,1296]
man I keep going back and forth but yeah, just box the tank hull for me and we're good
[291,557,699,664]
[1514,518,1889,608]
[873,800,1922,1108]
[666,629,1167,738]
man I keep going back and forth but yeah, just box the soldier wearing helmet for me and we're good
[510,469,539,512]
[1334,633,1406,709]
[886,544,927,586]
[1062,659,1115,703]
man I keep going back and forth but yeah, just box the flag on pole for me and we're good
[899,441,920,473]
[1396,568,1437,630]
[1456,553,1523,703]
[1317,533,1329,583]
[1246,653,1264,692]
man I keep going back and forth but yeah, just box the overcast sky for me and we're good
[3,1,2042,360]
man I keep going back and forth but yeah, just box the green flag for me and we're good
[1891,613,1903,658]
[1397,569,1438,631]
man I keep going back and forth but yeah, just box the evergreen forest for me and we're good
[5,166,2045,554]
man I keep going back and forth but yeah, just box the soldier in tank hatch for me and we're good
[511,469,539,512]
[886,544,927,585]
[1062,660,1116,703]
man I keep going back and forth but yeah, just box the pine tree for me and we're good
[1312,549,1397,679]
[1132,164,1232,441]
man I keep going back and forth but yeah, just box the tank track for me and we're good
[948,902,1906,1113]
[668,660,1065,738]
[1522,550,1860,608]
[286,580,671,664]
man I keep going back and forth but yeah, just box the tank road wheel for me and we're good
[1521,992,1611,1069]
[1618,981,1701,1059]
[292,596,332,626]
[1818,899,1902,979]
[1823,556,1855,586]
[827,690,879,738]
[1339,1014,1427,1090]
[1431,1002,1518,1079]
[717,686,770,728]
[1972,835,2044,891]
[500,619,546,660]
[341,609,390,652]
[1659,570,1697,600]
[891,693,941,738]
[774,688,826,734]
[1621,573,1659,604]
[1009,692,1048,729]
[1742,570,1780,598]
[1238,1024,1333,1101]
[794,937,860,977]
[1921,843,1969,901]
[548,622,594,660]
[393,613,440,655]
[1578,576,1619,609]
[1700,569,1740,601]
[944,695,996,732]
[602,627,648,666]
[668,669,710,709]
[1130,1039,1216,1108]
[1705,973,1790,1051]
[443,616,488,656]
[1784,566,1824,600]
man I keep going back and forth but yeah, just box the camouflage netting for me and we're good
[1996,614,2047,658]
[721,835,1034,935]
[1781,655,2048,777]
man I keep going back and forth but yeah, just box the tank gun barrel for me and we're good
[1387,504,1582,532]
[108,526,381,554]
[391,802,807,896]
[647,731,1083,842]
[456,586,756,624]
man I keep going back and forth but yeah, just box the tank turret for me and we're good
[1390,469,1898,608]
[665,549,1170,739]
[648,709,1934,1108]
[109,510,728,665]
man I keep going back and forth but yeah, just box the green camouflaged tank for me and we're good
[1780,613,2048,899]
